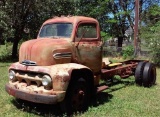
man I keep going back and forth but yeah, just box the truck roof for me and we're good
[42,16,98,25]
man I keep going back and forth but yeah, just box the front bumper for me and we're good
[5,83,65,104]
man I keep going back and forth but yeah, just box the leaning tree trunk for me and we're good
[12,39,19,59]
[117,36,123,52]
[12,30,22,59]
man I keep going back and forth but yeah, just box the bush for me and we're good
[0,42,12,61]
[140,21,160,65]
[122,45,134,59]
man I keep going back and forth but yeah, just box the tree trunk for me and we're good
[12,39,19,59]
[12,30,21,59]
[117,36,123,52]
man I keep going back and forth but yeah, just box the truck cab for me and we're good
[19,16,102,84]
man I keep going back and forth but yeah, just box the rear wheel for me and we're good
[135,62,146,86]
[61,77,90,115]
[142,62,156,87]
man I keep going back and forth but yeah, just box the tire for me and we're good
[135,61,146,86]
[142,62,156,87]
[61,77,90,115]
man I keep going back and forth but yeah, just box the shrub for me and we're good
[0,42,12,61]
[122,45,134,59]
[140,21,160,65]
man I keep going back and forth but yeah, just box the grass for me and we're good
[0,61,160,117]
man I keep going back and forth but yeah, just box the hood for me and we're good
[19,38,72,66]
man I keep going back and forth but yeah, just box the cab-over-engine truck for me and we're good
[5,16,156,114]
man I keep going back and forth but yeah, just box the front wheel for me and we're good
[61,77,90,115]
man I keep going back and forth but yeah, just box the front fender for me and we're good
[49,63,92,91]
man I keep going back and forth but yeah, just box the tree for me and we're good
[1,0,76,59]
[140,5,160,65]
[104,0,135,50]
[1,0,38,58]
[0,0,14,44]
[142,4,160,25]
[74,0,110,31]
[105,0,160,52]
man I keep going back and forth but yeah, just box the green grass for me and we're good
[0,62,160,117]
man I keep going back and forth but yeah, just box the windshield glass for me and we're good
[39,23,73,38]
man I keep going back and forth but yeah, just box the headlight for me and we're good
[42,75,52,88]
[9,70,16,81]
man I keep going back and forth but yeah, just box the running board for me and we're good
[96,85,108,93]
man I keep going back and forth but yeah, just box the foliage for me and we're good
[122,45,134,59]
[0,2,14,42]
[106,0,147,39]
[140,4,160,65]
[74,0,110,31]
[0,43,12,61]
[140,21,160,65]
[101,31,111,42]
[142,4,160,25]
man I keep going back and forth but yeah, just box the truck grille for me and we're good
[12,70,45,86]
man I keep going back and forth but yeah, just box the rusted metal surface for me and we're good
[19,38,72,66]
[5,83,59,104]
[10,63,91,86]
[73,41,102,74]
[97,85,108,93]
[8,62,91,103]
[101,60,140,79]
[10,62,50,74]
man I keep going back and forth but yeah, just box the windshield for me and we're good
[39,23,73,38]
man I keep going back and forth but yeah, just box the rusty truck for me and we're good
[5,16,156,114]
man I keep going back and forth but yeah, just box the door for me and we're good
[73,22,102,75]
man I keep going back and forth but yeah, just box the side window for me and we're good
[77,23,97,38]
